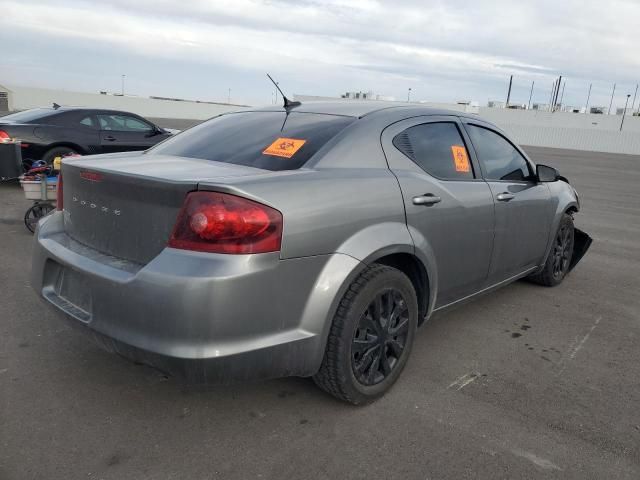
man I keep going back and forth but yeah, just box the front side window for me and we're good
[392,122,474,180]
[98,114,152,132]
[466,125,531,181]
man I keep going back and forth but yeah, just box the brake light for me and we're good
[0,130,10,143]
[56,172,63,210]
[168,192,282,254]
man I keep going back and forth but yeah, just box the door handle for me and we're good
[496,192,515,201]
[104,135,116,141]
[412,194,441,206]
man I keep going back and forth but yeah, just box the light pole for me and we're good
[527,81,534,109]
[631,84,638,112]
[121,74,125,95]
[585,83,592,113]
[620,94,631,131]
[228,88,231,104]
[407,88,412,102]
[608,83,616,114]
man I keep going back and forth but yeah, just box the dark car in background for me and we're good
[0,106,173,163]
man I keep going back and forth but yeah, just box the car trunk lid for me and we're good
[61,154,268,264]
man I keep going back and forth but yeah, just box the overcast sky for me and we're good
[2,0,639,109]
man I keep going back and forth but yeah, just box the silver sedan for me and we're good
[31,102,591,404]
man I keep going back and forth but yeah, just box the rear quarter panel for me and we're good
[198,167,409,260]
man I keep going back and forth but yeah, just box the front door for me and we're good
[98,113,159,153]
[462,121,554,283]
[382,117,495,308]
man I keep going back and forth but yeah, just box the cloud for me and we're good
[1,0,639,108]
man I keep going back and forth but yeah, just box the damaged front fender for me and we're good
[569,228,592,272]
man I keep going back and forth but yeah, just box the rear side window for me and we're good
[466,125,531,181]
[393,122,474,180]
[149,112,355,171]
[79,116,95,128]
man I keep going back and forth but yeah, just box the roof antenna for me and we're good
[267,73,301,109]
[52,102,61,109]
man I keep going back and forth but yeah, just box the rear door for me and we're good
[382,116,495,307]
[97,113,161,153]
[462,120,553,283]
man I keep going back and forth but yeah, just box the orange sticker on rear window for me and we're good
[262,137,306,158]
[451,145,470,173]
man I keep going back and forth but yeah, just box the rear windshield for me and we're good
[1,108,57,123]
[148,111,355,170]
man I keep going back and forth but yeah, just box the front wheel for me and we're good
[529,213,575,286]
[313,264,418,404]
[42,146,78,165]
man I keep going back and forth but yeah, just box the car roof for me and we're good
[246,101,472,119]
[31,106,139,115]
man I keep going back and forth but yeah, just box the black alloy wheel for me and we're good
[552,222,573,278]
[351,289,410,386]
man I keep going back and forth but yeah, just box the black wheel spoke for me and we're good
[388,298,406,327]
[389,316,409,336]
[354,345,378,375]
[366,351,382,384]
[352,338,375,355]
[380,351,393,376]
[387,338,404,358]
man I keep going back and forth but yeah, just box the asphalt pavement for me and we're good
[1,146,639,479]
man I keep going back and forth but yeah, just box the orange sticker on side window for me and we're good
[451,145,470,173]
[262,137,306,158]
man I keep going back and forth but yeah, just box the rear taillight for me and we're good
[168,191,282,254]
[0,130,10,143]
[56,172,63,210]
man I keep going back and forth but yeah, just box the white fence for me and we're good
[0,85,245,120]
[478,108,640,155]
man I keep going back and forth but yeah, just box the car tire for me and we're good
[529,213,575,287]
[313,264,418,405]
[42,146,78,165]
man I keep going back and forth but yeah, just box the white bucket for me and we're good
[20,178,58,200]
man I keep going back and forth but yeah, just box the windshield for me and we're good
[0,108,57,123]
[149,111,355,171]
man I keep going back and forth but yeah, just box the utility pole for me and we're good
[407,87,412,102]
[528,81,534,109]
[620,94,631,131]
[552,75,562,112]
[608,83,616,114]
[559,81,566,110]
[506,75,513,107]
[585,83,592,113]
[121,74,125,95]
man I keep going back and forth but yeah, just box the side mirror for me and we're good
[146,126,165,137]
[536,164,559,182]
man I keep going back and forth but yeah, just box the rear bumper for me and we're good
[31,212,360,383]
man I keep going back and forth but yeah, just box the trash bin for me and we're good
[0,143,22,180]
